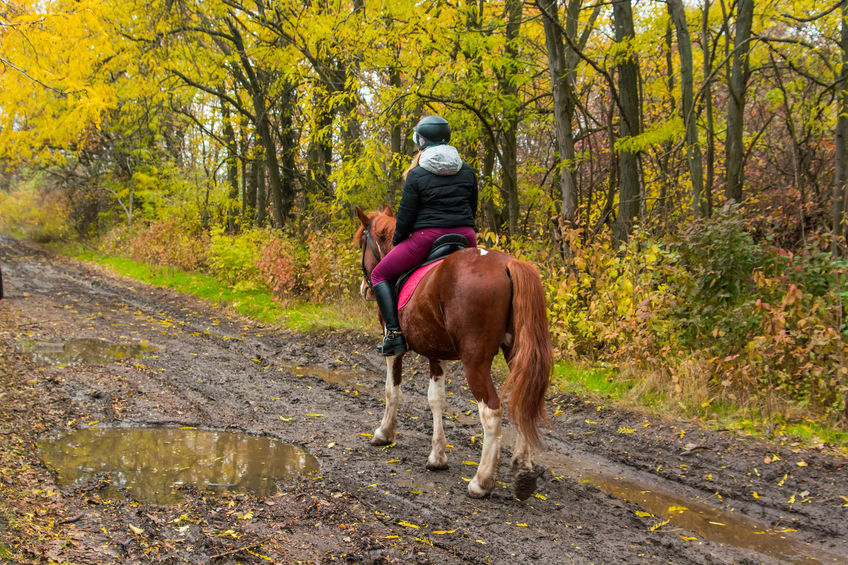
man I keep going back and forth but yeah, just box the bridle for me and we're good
[359,227,383,299]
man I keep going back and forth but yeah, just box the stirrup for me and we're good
[377,331,406,356]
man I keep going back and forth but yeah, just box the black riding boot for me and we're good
[373,281,407,356]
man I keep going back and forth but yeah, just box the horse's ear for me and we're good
[383,205,394,217]
[355,206,369,226]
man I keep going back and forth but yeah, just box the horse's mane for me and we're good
[354,209,396,248]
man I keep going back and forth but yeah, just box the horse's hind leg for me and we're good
[511,432,537,501]
[426,359,449,471]
[463,360,504,498]
[372,355,404,446]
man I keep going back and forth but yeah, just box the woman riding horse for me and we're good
[370,115,478,356]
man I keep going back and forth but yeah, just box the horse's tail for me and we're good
[502,259,553,449]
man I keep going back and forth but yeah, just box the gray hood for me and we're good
[419,145,462,176]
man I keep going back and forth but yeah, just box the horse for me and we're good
[354,205,553,500]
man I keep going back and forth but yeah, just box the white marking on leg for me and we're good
[372,358,402,445]
[478,248,488,256]
[468,402,503,498]
[427,362,448,470]
[511,430,532,474]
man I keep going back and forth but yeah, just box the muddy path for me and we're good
[1,234,846,564]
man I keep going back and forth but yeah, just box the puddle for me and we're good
[18,338,154,366]
[39,427,319,504]
[534,449,845,564]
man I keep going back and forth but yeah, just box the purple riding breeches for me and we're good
[371,226,477,286]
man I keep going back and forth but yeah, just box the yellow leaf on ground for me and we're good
[635,511,653,518]
[796,461,808,467]
[129,524,144,535]
[398,520,420,529]
[432,529,456,534]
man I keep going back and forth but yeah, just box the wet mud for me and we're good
[1,234,846,564]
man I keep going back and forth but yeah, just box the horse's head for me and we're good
[354,205,396,299]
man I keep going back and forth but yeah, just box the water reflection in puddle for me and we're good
[18,338,155,365]
[39,427,319,505]
[534,449,844,564]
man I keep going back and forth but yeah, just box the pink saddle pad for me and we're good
[398,260,444,310]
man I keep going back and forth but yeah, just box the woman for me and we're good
[371,115,478,356]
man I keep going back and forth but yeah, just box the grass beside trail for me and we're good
[65,246,374,333]
[56,244,848,454]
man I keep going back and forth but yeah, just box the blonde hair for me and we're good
[402,151,423,181]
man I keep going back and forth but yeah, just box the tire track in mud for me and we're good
[2,234,847,564]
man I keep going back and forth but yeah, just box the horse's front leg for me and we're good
[426,359,449,470]
[372,354,404,446]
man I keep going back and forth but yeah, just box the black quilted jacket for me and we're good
[393,163,478,246]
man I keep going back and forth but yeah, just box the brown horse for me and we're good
[355,206,553,500]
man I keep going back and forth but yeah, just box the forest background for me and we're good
[1,0,848,441]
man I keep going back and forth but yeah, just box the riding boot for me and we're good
[373,281,407,356]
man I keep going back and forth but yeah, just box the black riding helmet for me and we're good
[413,115,451,149]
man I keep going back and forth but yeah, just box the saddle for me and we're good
[395,233,470,297]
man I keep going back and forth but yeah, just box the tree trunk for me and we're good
[254,154,267,227]
[724,0,754,204]
[387,66,404,207]
[612,0,641,242]
[702,0,715,217]
[539,0,578,228]
[667,0,705,216]
[498,0,523,236]
[833,0,848,254]
[220,96,240,233]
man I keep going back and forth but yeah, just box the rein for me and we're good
[360,227,382,298]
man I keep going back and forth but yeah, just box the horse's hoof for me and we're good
[513,470,537,501]
[370,429,394,446]
[467,477,492,499]
[426,460,449,471]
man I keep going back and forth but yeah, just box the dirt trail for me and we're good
[1,234,846,564]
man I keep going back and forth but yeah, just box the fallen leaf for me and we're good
[129,524,144,535]
[680,535,697,541]
[651,518,671,531]
[796,461,808,467]
[432,529,456,535]
[778,472,788,486]
[635,511,653,518]
[752,491,759,499]
[398,520,420,529]
[668,505,687,513]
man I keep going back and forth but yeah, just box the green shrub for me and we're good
[128,218,208,272]
[206,226,266,288]
[256,234,305,298]
[0,187,71,242]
